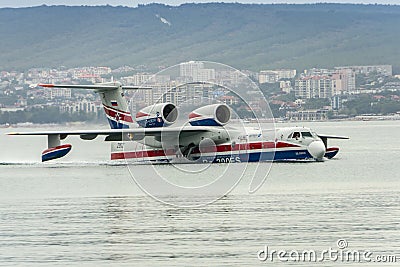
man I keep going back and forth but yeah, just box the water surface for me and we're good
[0,121,399,266]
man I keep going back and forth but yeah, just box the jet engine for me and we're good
[189,104,231,126]
[136,103,178,128]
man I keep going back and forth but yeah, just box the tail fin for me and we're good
[97,82,133,129]
[39,82,149,129]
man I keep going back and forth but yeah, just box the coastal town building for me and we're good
[295,76,333,98]
[259,71,279,84]
[286,109,329,121]
[337,65,392,76]
[331,68,356,93]
[280,81,292,93]
[121,73,172,86]
[331,95,342,110]
[59,99,101,113]
[179,61,216,82]
[258,69,296,84]
[44,88,72,99]
[303,68,334,77]
[296,68,356,98]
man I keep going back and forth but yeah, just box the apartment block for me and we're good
[336,65,392,76]
[180,61,215,82]
[259,69,296,84]
[298,68,356,97]
[59,99,100,113]
[280,81,292,94]
[44,88,72,99]
[331,68,356,94]
[295,76,332,99]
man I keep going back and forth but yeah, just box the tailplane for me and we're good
[39,82,149,129]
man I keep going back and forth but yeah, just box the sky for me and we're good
[1,0,400,8]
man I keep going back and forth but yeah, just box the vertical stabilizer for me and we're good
[39,82,138,129]
[96,83,133,129]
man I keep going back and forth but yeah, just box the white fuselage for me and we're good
[110,126,330,163]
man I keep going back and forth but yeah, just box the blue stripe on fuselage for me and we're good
[191,149,314,163]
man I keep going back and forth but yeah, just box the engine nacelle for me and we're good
[136,103,178,128]
[189,104,231,126]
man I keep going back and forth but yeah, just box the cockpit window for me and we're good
[301,132,313,138]
[291,132,301,139]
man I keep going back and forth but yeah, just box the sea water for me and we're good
[0,120,399,266]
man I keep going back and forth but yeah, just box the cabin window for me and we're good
[291,132,301,139]
[301,132,313,138]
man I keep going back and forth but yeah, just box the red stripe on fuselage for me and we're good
[111,148,177,160]
[276,141,301,148]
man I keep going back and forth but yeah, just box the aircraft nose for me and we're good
[307,140,326,160]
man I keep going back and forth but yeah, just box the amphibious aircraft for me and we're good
[8,82,348,163]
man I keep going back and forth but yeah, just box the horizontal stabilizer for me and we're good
[38,83,151,90]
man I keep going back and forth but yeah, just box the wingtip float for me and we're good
[41,144,72,162]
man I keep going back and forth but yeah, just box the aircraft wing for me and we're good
[318,134,349,149]
[317,134,349,140]
[8,126,213,161]
[7,127,210,141]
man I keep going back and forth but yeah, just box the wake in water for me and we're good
[0,158,320,168]
[0,161,127,167]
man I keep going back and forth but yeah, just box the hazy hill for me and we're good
[1,3,400,71]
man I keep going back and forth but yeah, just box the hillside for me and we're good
[1,3,400,71]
